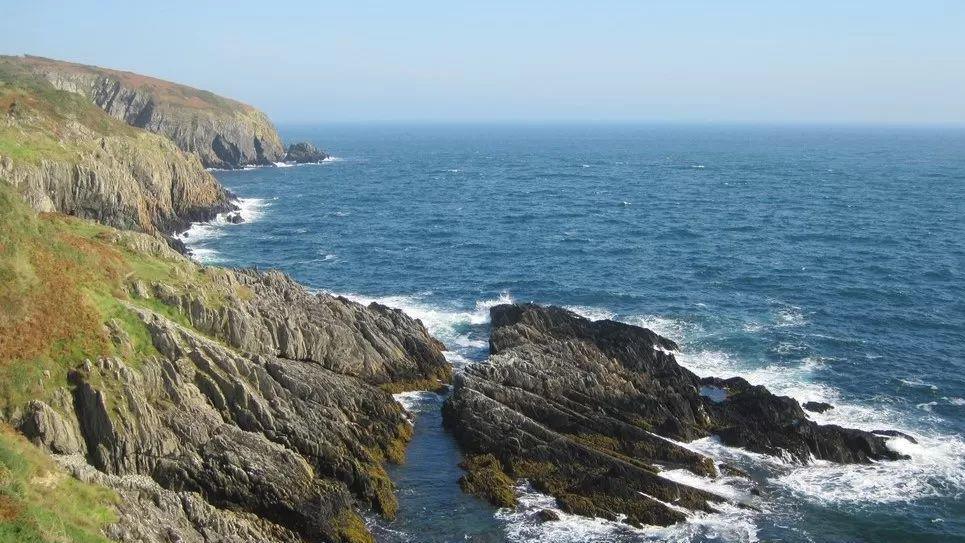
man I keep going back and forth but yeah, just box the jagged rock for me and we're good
[444,303,907,528]
[16,252,450,542]
[0,57,234,235]
[803,401,834,413]
[536,509,561,522]
[9,55,287,169]
[285,142,329,163]
[143,268,451,387]
[16,400,85,455]
[226,212,244,224]
[61,454,303,543]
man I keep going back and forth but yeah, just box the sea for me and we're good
[181,123,965,543]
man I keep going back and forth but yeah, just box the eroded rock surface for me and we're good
[11,55,287,169]
[285,141,329,163]
[12,245,450,542]
[444,303,905,527]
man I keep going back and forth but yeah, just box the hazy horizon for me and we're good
[4,1,964,125]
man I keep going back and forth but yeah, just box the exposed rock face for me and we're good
[285,141,329,163]
[11,230,451,542]
[10,55,286,169]
[0,57,234,235]
[443,303,905,527]
[0,133,233,235]
[142,267,451,387]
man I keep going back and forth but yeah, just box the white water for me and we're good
[177,197,268,263]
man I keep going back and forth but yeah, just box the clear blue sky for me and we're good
[3,1,963,124]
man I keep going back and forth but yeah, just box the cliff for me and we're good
[0,183,451,542]
[7,55,286,169]
[0,57,233,235]
[443,304,906,527]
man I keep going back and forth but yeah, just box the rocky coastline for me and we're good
[442,304,907,527]
[0,54,911,542]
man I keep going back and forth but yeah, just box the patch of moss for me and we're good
[329,508,374,543]
[458,454,517,508]
[378,378,448,395]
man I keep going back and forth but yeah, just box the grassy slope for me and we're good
[0,426,116,543]
[0,58,144,165]
[8,55,251,114]
[0,182,240,541]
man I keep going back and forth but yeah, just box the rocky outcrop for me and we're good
[285,141,329,163]
[443,304,905,527]
[0,57,234,235]
[136,267,451,387]
[9,55,286,169]
[0,135,233,235]
[8,226,451,542]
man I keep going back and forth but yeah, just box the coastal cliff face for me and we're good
[0,57,233,235]
[443,304,905,527]
[0,185,451,542]
[8,55,286,169]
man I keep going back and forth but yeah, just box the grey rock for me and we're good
[13,55,287,169]
[284,142,329,163]
[16,251,450,541]
[444,303,906,528]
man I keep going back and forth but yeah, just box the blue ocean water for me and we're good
[184,124,965,542]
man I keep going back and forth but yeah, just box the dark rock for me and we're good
[803,401,834,413]
[873,429,919,444]
[536,509,561,522]
[444,303,908,528]
[285,141,329,163]
[225,213,244,224]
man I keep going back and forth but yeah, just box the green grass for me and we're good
[0,426,117,543]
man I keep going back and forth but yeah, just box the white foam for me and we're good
[330,291,512,357]
[777,434,965,505]
[671,348,965,507]
[273,161,295,168]
[899,378,939,391]
[177,197,267,263]
[628,315,696,342]
[392,390,439,423]
[564,305,616,322]
[774,306,807,327]
[497,481,759,543]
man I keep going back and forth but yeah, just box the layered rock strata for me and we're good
[443,303,905,527]
[10,230,451,543]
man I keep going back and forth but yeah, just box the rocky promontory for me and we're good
[443,304,905,527]
[0,56,234,236]
[285,141,330,163]
[0,185,452,542]
[7,55,287,169]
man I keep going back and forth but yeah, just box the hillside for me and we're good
[0,57,232,236]
[6,55,286,169]
[0,182,451,542]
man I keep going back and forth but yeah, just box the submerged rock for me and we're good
[443,303,907,528]
[536,509,561,522]
[285,141,329,163]
[803,401,834,413]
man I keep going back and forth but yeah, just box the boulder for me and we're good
[285,142,329,163]
[802,401,834,413]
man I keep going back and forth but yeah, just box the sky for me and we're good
[2,1,964,124]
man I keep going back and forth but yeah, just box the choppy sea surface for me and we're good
[183,124,965,542]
